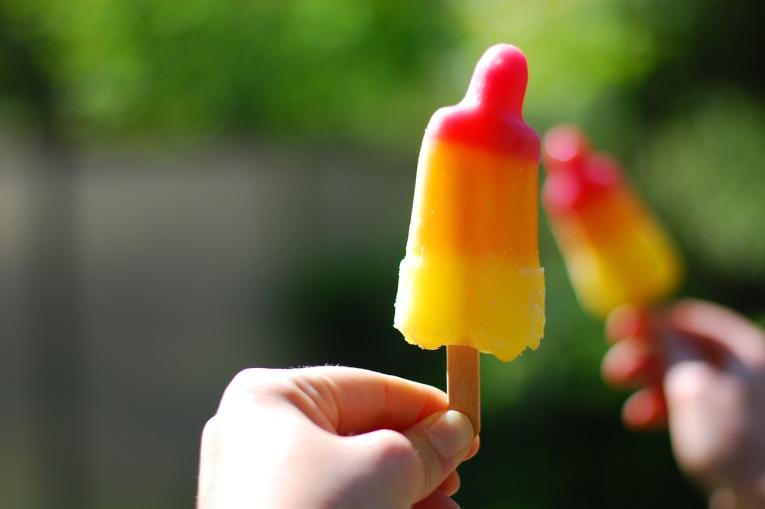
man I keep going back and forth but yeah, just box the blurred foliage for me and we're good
[0,0,461,146]
[639,91,765,281]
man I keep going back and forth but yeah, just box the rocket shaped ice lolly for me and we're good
[542,126,682,318]
[394,45,545,430]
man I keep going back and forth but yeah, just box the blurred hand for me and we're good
[602,299,765,508]
[197,366,479,509]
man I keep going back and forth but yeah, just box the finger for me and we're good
[305,366,449,434]
[622,386,668,430]
[606,305,650,343]
[664,299,765,368]
[349,410,474,504]
[413,490,461,509]
[663,338,722,411]
[223,367,448,435]
[437,470,460,496]
[601,338,660,388]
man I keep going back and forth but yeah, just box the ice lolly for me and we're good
[542,126,682,318]
[394,45,545,430]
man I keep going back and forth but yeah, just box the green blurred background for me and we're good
[1,1,764,508]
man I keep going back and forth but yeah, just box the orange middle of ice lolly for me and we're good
[394,44,544,362]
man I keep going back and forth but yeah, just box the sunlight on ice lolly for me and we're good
[394,44,544,361]
[542,126,682,318]
[394,45,545,431]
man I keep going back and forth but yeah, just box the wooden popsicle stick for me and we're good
[446,344,480,434]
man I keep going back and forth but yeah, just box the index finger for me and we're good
[305,366,449,434]
[227,366,449,436]
[663,299,765,368]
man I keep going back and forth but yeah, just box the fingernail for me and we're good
[427,411,473,458]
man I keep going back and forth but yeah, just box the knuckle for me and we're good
[665,363,713,403]
[199,415,221,455]
[228,368,271,391]
[201,415,219,439]
[374,430,415,463]
[220,368,284,410]
[202,415,219,444]
[372,430,426,479]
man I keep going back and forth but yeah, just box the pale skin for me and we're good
[602,299,765,509]
[197,300,765,508]
[197,366,479,509]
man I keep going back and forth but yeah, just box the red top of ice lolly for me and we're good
[542,125,623,215]
[426,44,540,161]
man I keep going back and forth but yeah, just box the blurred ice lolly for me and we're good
[394,45,545,431]
[542,126,682,318]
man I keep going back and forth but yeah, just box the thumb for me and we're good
[348,410,474,505]
[403,410,475,499]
